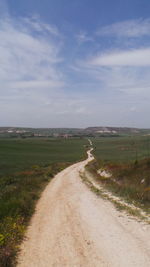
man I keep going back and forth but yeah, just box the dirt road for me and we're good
[17,149,150,267]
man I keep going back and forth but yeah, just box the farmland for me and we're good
[92,135,150,163]
[0,135,150,266]
[0,138,88,176]
[0,137,87,266]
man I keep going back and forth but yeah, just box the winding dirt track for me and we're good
[17,149,150,267]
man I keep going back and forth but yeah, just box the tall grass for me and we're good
[86,158,150,213]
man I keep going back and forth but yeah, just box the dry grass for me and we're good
[86,158,150,214]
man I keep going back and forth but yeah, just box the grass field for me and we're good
[92,135,150,163]
[0,138,87,176]
[88,136,150,213]
[0,137,88,266]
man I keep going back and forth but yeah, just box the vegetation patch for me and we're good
[80,169,149,223]
[88,136,150,212]
[0,138,87,266]
[0,162,72,266]
[92,135,150,163]
[86,158,150,215]
[0,138,87,175]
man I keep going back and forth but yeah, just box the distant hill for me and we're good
[0,127,82,137]
[84,126,147,134]
[0,126,149,137]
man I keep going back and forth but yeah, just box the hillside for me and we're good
[84,126,150,135]
[0,126,150,137]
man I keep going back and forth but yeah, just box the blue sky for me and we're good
[0,0,150,127]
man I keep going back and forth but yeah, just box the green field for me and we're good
[0,137,88,266]
[92,135,150,163]
[0,138,88,175]
[88,136,150,213]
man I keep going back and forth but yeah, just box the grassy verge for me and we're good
[0,162,71,267]
[80,170,147,221]
[86,158,150,214]
[89,136,150,213]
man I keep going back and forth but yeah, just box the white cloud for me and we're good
[74,47,150,102]
[0,16,94,127]
[23,16,61,37]
[95,66,150,96]
[90,48,150,66]
[0,14,150,127]
[0,16,63,91]
[76,31,93,44]
[97,18,150,38]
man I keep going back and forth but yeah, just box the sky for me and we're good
[0,0,150,128]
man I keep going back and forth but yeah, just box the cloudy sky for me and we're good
[0,0,150,128]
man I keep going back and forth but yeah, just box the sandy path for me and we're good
[17,149,150,267]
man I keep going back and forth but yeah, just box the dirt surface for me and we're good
[17,149,150,267]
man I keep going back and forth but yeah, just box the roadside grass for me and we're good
[0,138,87,266]
[86,158,150,215]
[80,169,149,223]
[89,136,150,212]
[0,163,71,267]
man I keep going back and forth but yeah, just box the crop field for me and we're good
[0,137,88,266]
[92,135,150,163]
[0,138,88,175]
